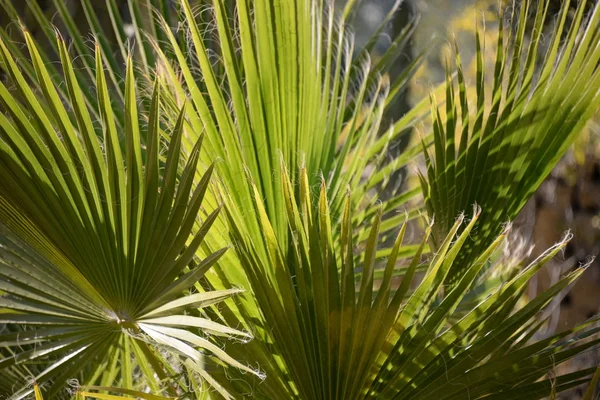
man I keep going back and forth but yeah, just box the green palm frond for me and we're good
[422,0,600,279]
[0,0,428,235]
[0,9,430,393]
[220,160,434,398]
[148,0,427,235]
[225,162,600,399]
[150,0,429,395]
[0,33,259,397]
[1,0,600,398]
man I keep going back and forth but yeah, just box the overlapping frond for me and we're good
[0,0,426,234]
[225,163,600,399]
[0,8,430,395]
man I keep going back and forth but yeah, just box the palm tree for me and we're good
[1,0,600,398]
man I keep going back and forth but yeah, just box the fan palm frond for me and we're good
[225,162,600,399]
[0,33,259,398]
[422,0,600,280]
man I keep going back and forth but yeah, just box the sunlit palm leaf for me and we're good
[132,0,429,394]
[0,6,430,396]
[0,33,259,397]
[0,0,428,237]
[422,0,600,280]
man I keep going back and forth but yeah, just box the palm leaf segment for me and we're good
[0,33,260,397]
[227,163,600,399]
[423,0,600,279]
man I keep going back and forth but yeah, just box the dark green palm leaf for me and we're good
[226,162,600,399]
[422,0,600,280]
[0,33,259,397]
